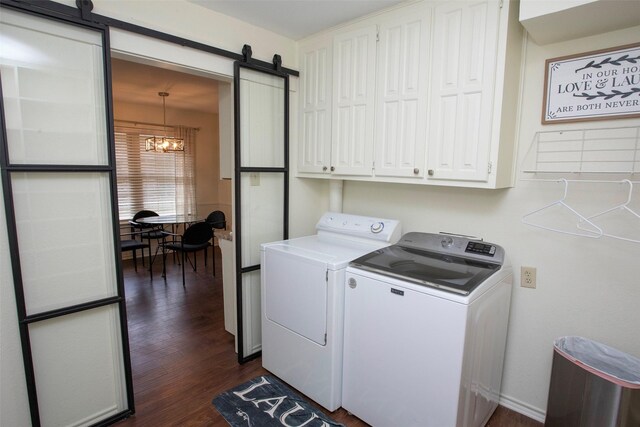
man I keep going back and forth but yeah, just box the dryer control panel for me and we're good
[316,212,402,244]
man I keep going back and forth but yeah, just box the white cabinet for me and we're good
[299,5,430,179]
[331,25,377,176]
[374,4,431,179]
[427,0,522,187]
[427,1,498,182]
[298,36,332,174]
[295,0,522,189]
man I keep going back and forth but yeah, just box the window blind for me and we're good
[114,121,196,221]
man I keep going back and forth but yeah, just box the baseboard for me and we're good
[499,393,546,423]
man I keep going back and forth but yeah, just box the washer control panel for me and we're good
[316,212,401,243]
[398,232,505,265]
[465,241,497,257]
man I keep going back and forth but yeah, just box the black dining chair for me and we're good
[205,210,226,230]
[205,210,227,276]
[161,221,213,287]
[119,226,152,278]
[129,209,166,268]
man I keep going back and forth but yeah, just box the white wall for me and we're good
[54,0,298,70]
[338,25,640,420]
[519,0,595,21]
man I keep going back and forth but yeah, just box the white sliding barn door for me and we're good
[234,63,288,363]
[0,8,132,427]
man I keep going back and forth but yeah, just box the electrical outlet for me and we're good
[521,266,537,289]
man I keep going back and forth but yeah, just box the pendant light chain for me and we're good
[160,91,169,137]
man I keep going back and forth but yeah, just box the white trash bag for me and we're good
[554,336,640,387]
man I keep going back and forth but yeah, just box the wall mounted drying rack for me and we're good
[521,125,640,175]
[521,179,640,243]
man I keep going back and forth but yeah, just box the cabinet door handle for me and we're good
[413,168,419,175]
[330,166,335,172]
[428,169,434,176]
[322,166,327,171]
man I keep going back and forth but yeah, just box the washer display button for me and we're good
[465,242,496,257]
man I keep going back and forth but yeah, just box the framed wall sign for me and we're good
[542,43,640,124]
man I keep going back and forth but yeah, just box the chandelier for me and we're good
[145,92,184,153]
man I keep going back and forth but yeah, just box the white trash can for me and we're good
[545,336,640,427]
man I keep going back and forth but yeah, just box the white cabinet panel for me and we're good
[375,4,430,178]
[331,26,376,176]
[461,92,483,170]
[428,0,498,182]
[426,0,522,188]
[434,95,458,172]
[299,38,332,173]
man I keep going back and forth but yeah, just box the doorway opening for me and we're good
[110,56,240,417]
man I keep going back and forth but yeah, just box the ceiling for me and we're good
[111,58,219,114]
[112,1,405,115]
[188,0,406,40]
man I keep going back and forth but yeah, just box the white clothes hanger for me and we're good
[578,180,640,243]
[522,179,603,238]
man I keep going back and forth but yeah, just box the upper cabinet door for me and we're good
[331,25,377,176]
[374,4,430,179]
[298,36,332,174]
[428,0,500,182]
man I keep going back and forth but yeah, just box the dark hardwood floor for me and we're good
[116,250,542,427]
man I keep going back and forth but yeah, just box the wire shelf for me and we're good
[521,126,640,175]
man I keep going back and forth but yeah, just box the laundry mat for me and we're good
[212,375,345,427]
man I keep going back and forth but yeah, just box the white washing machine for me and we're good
[260,212,401,411]
[343,232,513,427]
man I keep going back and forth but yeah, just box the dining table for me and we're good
[135,214,204,228]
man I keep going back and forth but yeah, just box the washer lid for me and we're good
[349,244,501,295]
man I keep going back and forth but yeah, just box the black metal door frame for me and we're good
[234,50,290,364]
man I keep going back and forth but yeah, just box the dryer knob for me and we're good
[348,278,357,289]
[371,222,384,234]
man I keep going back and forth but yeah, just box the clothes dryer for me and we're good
[260,212,401,411]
